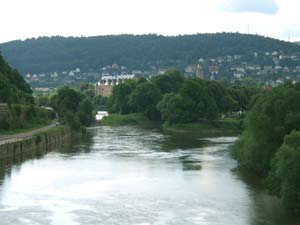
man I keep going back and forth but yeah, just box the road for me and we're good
[0,122,57,145]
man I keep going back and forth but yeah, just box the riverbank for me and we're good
[100,113,152,126]
[100,113,242,135]
[0,122,51,135]
[0,126,71,160]
[0,120,57,138]
[163,118,242,136]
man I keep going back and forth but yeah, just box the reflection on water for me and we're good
[0,126,299,225]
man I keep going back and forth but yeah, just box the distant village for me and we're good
[27,50,300,95]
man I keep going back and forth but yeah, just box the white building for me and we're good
[96,111,109,121]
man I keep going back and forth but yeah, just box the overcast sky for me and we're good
[1,0,299,43]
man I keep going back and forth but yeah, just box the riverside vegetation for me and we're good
[49,86,94,132]
[0,53,94,134]
[233,81,300,214]
[0,53,55,133]
[102,69,258,134]
[104,69,300,214]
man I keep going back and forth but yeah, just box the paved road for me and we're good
[0,122,57,145]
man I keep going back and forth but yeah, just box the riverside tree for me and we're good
[50,86,94,130]
[233,82,300,213]
[107,69,257,124]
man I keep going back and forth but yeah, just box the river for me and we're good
[0,126,299,225]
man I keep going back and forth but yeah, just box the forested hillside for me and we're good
[0,53,33,104]
[0,54,56,131]
[0,33,299,74]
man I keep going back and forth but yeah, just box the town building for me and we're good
[195,64,204,79]
[95,74,139,97]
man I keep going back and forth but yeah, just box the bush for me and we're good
[266,130,300,213]
[101,113,149,126]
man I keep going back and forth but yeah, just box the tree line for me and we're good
[0,53,94,132]
[1,33,299,74]
[48,86,94,132]
[233,81,300,213]
[0,53,33,104]
[0,53,55,131]
[107,69,258,125]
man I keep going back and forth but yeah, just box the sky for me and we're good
[1,0,300,43]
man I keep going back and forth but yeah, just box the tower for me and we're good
[195,64,204,79]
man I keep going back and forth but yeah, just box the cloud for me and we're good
[220,0,279,15]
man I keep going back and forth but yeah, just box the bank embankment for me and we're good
[100,113,152,126]
[0,126,71,160]
[163,118,242,136]
[100,113,242,136]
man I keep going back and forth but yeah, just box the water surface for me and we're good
[0,126,298,225]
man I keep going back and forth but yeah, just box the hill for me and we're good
[0,53,33,104]
[0,33,299,74]
[0,54,56,132]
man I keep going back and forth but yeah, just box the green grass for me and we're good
[100,114,242,136]
[0,122,52,135]
[100,113,152,126]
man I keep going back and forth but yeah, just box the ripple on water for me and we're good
[0,126,298,225]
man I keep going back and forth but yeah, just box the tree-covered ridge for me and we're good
[0,33,299,74]
[0,53,33,104]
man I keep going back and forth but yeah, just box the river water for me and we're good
[0,126,299,225]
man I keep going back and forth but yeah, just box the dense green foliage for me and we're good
[233,82,300,213]
[101,113,150,126]
[108,79,137,114]
[0,53,54,132]
[163,118,241,136]
[50,86,94,131]
[267,130,300,213]
[129,82,162,120]
[0,104,55,132]
[152,69,184,94]
[107,69,258,125]
[0,53,33,104]
[233,83,300,174]
[1,33,298,73]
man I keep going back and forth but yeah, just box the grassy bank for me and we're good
[0,104,55,135]
[163,118,242,136]
[100,113,242,136]
[100,113,153,126]
[0,121,53,135]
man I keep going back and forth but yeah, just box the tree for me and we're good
[0,53,33,104]
[267,130,300,212]
[93,95,108,111]
[157,93,196,124]
[49,86,94,129]
[151,69,184,94]
[37,96,50,107]
[129,82,162,120]
[50,86,82,114]
[234,83,300,175]
[179,78,218,120]
[77,98,94,126]
[108,80,137,114]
